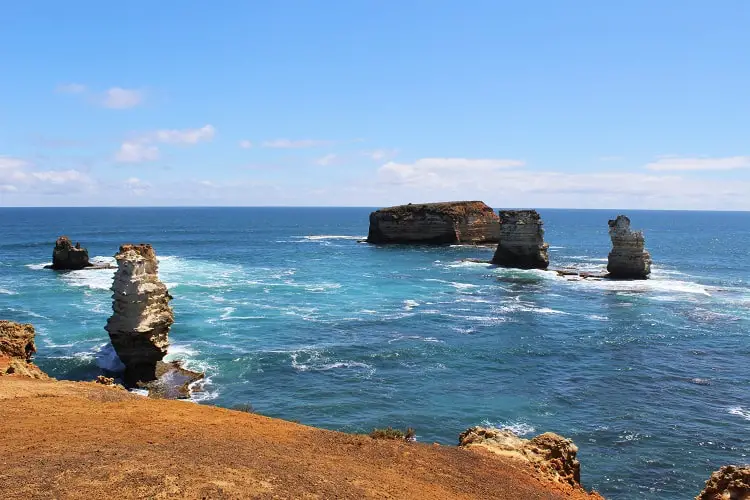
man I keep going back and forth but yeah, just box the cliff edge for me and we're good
[367,201,501,244]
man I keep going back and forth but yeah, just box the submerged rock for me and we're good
[696,465,750,500]
[105,244,174,386]
[459,426,581,487]
[0,320,48,379]
[367,201,500,244]
[50,236,92,270]
[143,360,204,399]
[491,210,549,269]
[607,215,652,279]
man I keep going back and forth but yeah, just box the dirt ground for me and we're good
[0,377,602,499]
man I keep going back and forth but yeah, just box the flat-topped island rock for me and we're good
[367,201,500,244]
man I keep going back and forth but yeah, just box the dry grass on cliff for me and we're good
[0,377,601,500]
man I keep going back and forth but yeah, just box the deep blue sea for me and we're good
[1,207,748,498]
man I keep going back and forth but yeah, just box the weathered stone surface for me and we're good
[0,320,48,379]
[459,426,581,487]
[105,244,173,386]
[491,210,549,269]
[696,465,750,500]
[367,201,500,244]
[143,360,204,399]
[607,215,652,279]
[50,236,92,270]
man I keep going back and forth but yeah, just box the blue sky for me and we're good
[1,1,748,208]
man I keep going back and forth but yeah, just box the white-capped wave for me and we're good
[388,335,444,344]
[0,288,17,295]
[403,299,420,311]
[586,314,609,321]
[480,420,536,436]
[301,235,364,241]
[26,262,51,270]
[729,407,750,421]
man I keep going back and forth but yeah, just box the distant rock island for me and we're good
[491,210,550,269]
[607,215,652,279]
[367,201,500,244]
[45,236,114,271]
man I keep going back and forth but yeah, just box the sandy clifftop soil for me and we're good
[0,377,601,500]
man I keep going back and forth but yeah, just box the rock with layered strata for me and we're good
[459,426,581,487]
[607,215,652,279]
[0,320,48,379]
[105,244,173,386]
[696,465,750,500]
[50,236,92,270]
[367,201,500,244]
[491,210,549,269]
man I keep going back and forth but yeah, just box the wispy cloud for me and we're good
[123,177,152,195]
[379,157,525,186]
[315,153,338,166]
[0,155,94,194]
[56,84,145,109]
[114,125,216,163]
[56,83,87,94]
[238,140,253,149]
[101,87,144,109]
[644,156,750,171]
[364,149,399,161]
[262,139,332,149]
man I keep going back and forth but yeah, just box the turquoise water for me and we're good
[1,207,748,498]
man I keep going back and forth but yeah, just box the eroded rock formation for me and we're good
[50,236,92,270]
[459,426,581,487]
[367,201,500,244]
[607,215,652,279]
[105,244,173,386]
[696,465,750,500]
[0,320,48,379]
[491,210,549,269]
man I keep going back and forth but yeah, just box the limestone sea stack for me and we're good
[696,465,750,499]
[459,426,582,488]
[607,215,652,279]
[50,235,92,270]
[105,244,173,386]
[491,210,549,269]
[367,201,500,244]
[0,320,48,379]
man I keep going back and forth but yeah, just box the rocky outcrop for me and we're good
[491,210,549,269]
[50,236,92,270]
[144,360,204,399]
[459,426,581,488]
[607,215,652,279]
[105,244,173,386]
[0,320,48,379]
[696,465,750,500]
[367,201,500,244]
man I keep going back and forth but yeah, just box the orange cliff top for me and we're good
[0,376,602,500]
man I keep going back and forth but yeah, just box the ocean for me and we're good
[0,207,748,499]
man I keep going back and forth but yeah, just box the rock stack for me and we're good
[0,320,48,379]
[607,215,651,279]
[50,236,92,270]
[367,201,500,244]
[105,244,174,386]
[459,426,581,488]
[491,210,549,269]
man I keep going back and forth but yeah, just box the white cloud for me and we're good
[153,124,215,144]
[315,154,338,166]
[238,140,253,149]
[114,125,215,163]
[379,157,525,186]
[30,170,88,184]
[56,83,87,94]
[644,156,750,171]
[0,184,18,192]
[102,87,144,109]
[115,141,160,163]
[365,149,399,161]
[0,157,29,170]
[124,177,152,195]
[262,139,331,149]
